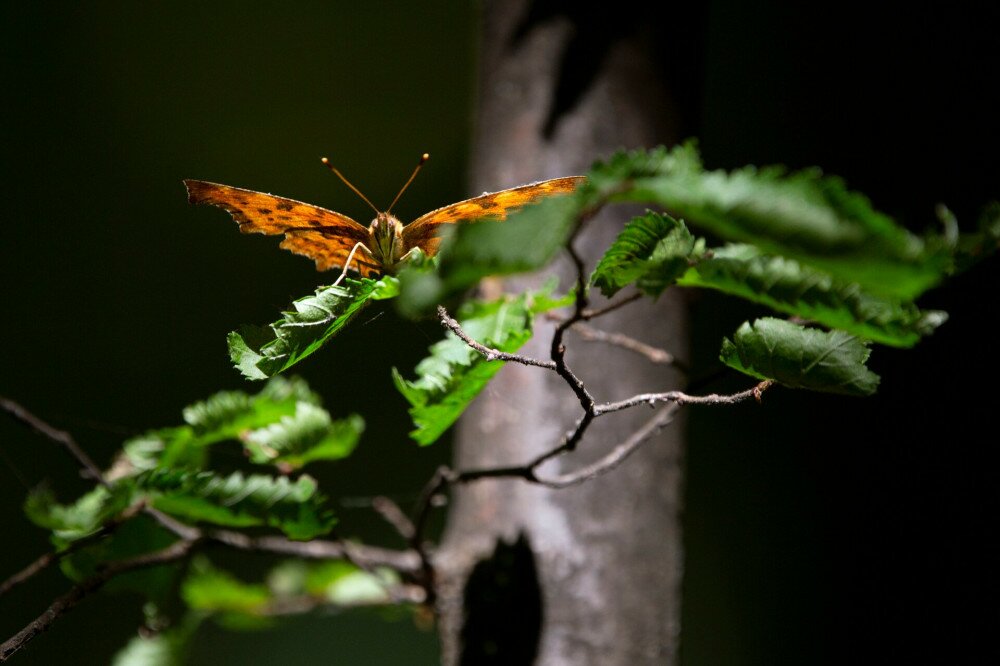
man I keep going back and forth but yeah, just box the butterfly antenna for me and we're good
[386,153,430,214]
[321,157,380,215]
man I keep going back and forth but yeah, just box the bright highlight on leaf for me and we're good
[393,291,559,445]
[719,317,881,396]
[228,276,399,380]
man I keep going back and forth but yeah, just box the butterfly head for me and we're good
[369,212,405,265]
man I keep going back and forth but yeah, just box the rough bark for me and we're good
[435,2,687,664]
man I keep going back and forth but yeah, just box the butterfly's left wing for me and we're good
[185,179,380,275]
[401,176,586,256]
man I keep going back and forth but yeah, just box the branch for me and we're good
[580,291,643,320]
[0,501,146,600]
[565,321,676,364]
[372,496,416,541]
[203,530,421,574]
[437,306,555,369]
[536,406,677,488]
[0,539,198,662]
[595,380,774,415]
[0,397,107,487]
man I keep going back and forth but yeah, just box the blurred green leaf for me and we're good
[25,484,134,545]
[117,378,354,475]
[111,613,202,666]
[141,470,335,540]
[61,516,179,600]
[719,317,880,396]
[678,244,947,347]
[182,557,271,614]
[228,276,398,380]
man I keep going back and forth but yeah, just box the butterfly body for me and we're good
[368,212,408,270]
[184,166,584,280]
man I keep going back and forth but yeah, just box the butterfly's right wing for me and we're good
[401,176,585,257]
[184,180,380,275]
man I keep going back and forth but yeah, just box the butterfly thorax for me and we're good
[368,213,405,267]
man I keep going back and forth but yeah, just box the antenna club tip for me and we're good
[420,153,430,163]
[320,157,330,165]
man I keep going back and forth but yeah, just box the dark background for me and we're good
[1,2,997,664]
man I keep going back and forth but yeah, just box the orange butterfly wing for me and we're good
[401,176,586,256]
[184,180,381,276]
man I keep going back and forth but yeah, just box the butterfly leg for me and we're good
[332,241,370,287]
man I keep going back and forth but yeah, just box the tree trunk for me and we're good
[435,2,688,664]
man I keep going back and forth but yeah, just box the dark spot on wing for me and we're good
[479,201,498,209]
[276,202,295,211]
[277,215,291,221]
[257,208,272,215]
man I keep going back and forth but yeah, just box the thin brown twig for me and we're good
[0,539,199,662]
[437,306,555,369]
[0,500,146,600]
[1,397,108,487]
[556,318,676,365]
[580,291,643,320]
[594,381,773,415]
[203,530,421,574]
[536,406,678,488]
[372,496,416,541]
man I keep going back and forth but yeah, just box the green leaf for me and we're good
[116,378,355,475]
[612,143,949,299]
[141,470,335,540]
[242,404,363,469]
[266,559,396,604]
[228,276,398,380]
[719,317,880,396]
[678,244,947,347]
[61,515,180,599]
[25,484,134,545]
[393,294,535,445]
[183,376,319,435]
[182,557,271,614]
[591,211,702,297]
[121,427,205,474]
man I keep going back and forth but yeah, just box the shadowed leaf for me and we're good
[720,317,880,396]
[678,244,946,347]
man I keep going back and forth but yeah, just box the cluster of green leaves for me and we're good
[109,557,398,665]
[27,378,357,548]
[21,377,368,662]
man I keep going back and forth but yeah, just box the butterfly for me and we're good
[184,154,585,285]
